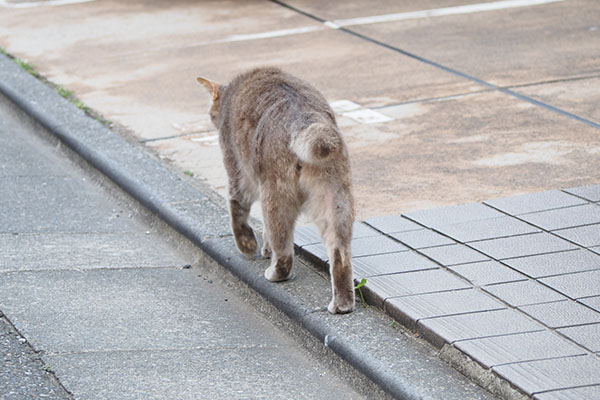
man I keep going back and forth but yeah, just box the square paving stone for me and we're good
[541,270,600,299]
[519,204,600,231]
[483,280,567,307]
[385,288,505,330]
[468,233,577,260]
[553,224,600,248]
[352,222,381,239]
[300,242,328,262]
[364,269,471,305]
[390,229,455,249]
[455,330,586,369]
[352,251,438,278]
[404,202,504,229]
[419,244,489,266]
[503,249,600,278]
[493,355,600,396]
[351,235,408,257]
[363,214,422,234]
[418,309,544,348]
[294,224,321,247]
[564,184,600,202]
[519,300,600,329]
[449,261,527,286]
[580,296,600,311]
[558,323,600,352]
[534,385,600,400]
[436,217,540,243]
[484,190,586,216]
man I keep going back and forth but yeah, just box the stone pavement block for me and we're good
[519,300,600,329]
[593,246,600,256]
[0,233,188,272]
[300,242,328,262]
[469,233,577,260]
[534,385,600,400]
[553,223,600,248]
[352,251,438,278]
[483,280,567,307]
[351,235,408,257]
[418,309,544,349]
[564,184,600,202]
[390,229,455,249]
[503,249,600,278]
[404,202,504,228]
[0,176,141,234]
[484,190,586,216]
[493,355,600,396]
[449,260,527,286]
[541,270,600,299]
[519,204,600,231]
[580,296,600,311]
[364,269,471,306]
[294,224,321,247]
[419,244,489,266]
[455,330,586,369]
[363,214,422,234]
[0,269,278,354]
[352,221,380,239]
[558,323,600,352]
[385,288,505,330]
[436,216,540,243]
[45,346,359,400]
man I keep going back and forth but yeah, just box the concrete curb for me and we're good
[0,53,497,400]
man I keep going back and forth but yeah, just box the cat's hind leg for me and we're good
[261,184,300,282]
[230,197,258,257]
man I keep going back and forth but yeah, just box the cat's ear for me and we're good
[196,77,220,101]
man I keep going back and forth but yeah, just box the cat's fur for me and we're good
[197,67,355,314]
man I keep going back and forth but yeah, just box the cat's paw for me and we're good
[327,292,355,314]
[234,226,258,257]
[264,256,293,282]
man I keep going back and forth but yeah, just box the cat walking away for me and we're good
[197,67,355,314]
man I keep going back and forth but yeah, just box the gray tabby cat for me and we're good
[197,67,355,314]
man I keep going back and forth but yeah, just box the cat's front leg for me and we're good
[230,198,258,257]
[328,248,355,314]
[261,229,272,258]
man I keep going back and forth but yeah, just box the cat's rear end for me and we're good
[198,67,355,314]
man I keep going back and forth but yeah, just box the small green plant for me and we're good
[354,278,368,308]
[184,170,194,177]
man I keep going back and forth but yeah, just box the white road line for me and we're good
[0,0,95,8]
[328,0,564,28]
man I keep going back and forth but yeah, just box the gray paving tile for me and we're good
[564,184,600,202]
[519,300,600,329]
[493,355,600,396]
[558,323,600,352]
[294,225,321,247]
[580,296,600,312]
[534,385,600,400]
[503,250,600,278]
[363,214,422,234]
[385,288,505,330]
[404,202,504,228]
[455,331,586,368]
[436,216,540,243]
[301,242,328,261]
[351,235,408,257]
[352,251,438,278]
[519,204,600,231]
[541,270,600,299]
[554,224,600,248]
[449,261,527,286]
[593,246,600,256]
[365,269,471,305]
[390,229,455,249]
[483,280,567,307]
[418,309,544,348]
[484,190,586,216]
[352,221,381,239]
[468,233,577,260]
[419,244,489,266]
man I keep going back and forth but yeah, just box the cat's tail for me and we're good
[290,123,342,164]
